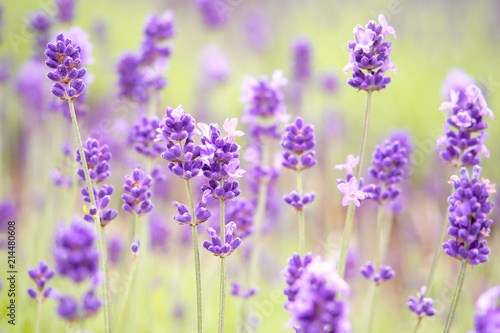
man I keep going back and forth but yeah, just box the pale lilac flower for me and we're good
[225,159,246,181]
[378,14,397,37]
[335,155,360,176]
[223,118,245,143]
[337,177,366,207]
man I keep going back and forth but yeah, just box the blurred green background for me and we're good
[0,0,499,332]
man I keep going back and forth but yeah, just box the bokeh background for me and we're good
[0,0,499,332]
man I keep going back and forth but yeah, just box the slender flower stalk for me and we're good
[297,169,305,254]
[367,203,384,333]
[443,260,467,333]
[338,14,397,278]
[218,199,227,333]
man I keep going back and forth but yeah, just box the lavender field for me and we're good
[1,0,500,332]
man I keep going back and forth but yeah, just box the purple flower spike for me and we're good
[45,33,87,101]
[360,262,395,285]
[141,11,175,65]
[203,222,241,258]
[442,166,494,265]
[472,285,500,333]
[53,220,99,283]
[27,261,55,302]
[122,168,153,216]
[283,190,316,211]
[291,38,312,82]
[131,116,165,158]
[76,137,112,183]
[241,70,289,140]
[285,256,351,333]
[437,85,493,167]
[225,198,255,239]
[198,0,228,27]
[55,286,102,322]
[149,214,169,253]
[282,117,316,170]
[107,236,123,265]
[344,14,396,91]
[56,0,76,23]
[282,252,313,302]
[408,286,436,319]
[231,282,258,299]
[81,184,118,227]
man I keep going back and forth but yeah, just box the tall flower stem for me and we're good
[35,301,42,333]
[425,216,449,291]
[412,318,422,333]
[68,99,111,333]
[443,260,467,333]
[185,179,203,333]
[218,199,227,333]
[116,214,140,332]
[338,91,373,278]
[297,168,305,254]
[367,203,384,333]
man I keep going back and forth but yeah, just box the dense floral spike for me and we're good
[321,71,338,94]
[283,252,313,302]
[197,0,228,27]
[199,119,245,201]
[75,137,111,182]
[131,116,164,157]
[172,189,212,226]
[56,0,76,23]
[283,190,316,211]
[407,286,436,319]
[241,70,289,139]
[156,105,204,179]
[440,68,475,103]
[285,256,352,333]
[50,169,72,187]
[291,38,312,81]
[54,287,102,321]
[442,166,495,265]
[81,184,118,226]
[472,285,500,333]
[225,198,255,239]
[363,136,411,203]
[107,236,123,265]
[437,85,493,167]
[53,220,99,283]
[141,11,175,64]
[231,282,258,298]
[360,262,395,284]
[45,33,87,101]
[282,117,317,170]
[149,213,170,253]
[344,14,396,91]
[27,261,54,302]
[122,168,153,215]
[203,222,242,257]
[29,11,52,33]
[117,53,148,103]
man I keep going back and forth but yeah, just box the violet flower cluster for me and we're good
[56,0,76,23]
[241,70,289,140]
[442,166,495,265]
[282,117,317,211]
[407,286,436,320]
[82,185,118,227]
[131,116,164,158]
[471,285,500,333]
[121,167,154,216]
[231,282,258,299]
[360,262,395,284]
[225,198,255,239]
[344,14,396,91]
[197,0,228,27]
[335,155,367,207]
[27,261,54,302]
[45,33,87,101]
[203,222,242,258]
[284,256,352,333]
[117,11,174,105]
[437,85,493,167]
[172,190,211,226]
[53,220,102,321]
[292,38,312,82]
[149,213,170,253]
[283,252,313,302]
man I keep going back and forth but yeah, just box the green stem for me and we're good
[36,300,42,333]
[367,203,384,333]
[338,91,373,278]
[185,179,203,333]
[425,215,449,291]
[443,260,467,333]
[412,318,422,333]
[297,168,305,254]
[68,99,111,332]
[116,214,141,332]
[218,199,227,333]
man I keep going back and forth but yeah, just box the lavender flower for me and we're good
[107,236,123,265]
[82,184,118,226]
[442,166,494,265]
[283,190,316,211]
[141,11,175,65]
[172,190,212,226]
[197,0,228,27]
[337,176,366,207]
[472,285,500,333]
[121,168,153,215]
[291,38,312,81]
[117,53,147,103]
[29,11,52,33]
[285,256,351,333]
[282,117,317,170]
[27,261,54,302]
[231,282,258,298]
[241,70,288,139]
[56,0,76,23]
[344,14,396,91]
[437,85,493,167]
[321,71,339,94]
[45,33,87,101]
[131,116,164,157]
[225,198,255,239]
[53,220,99,283]
[50,169,72,187]
[441,68,475,103]
[149,213,170,253]
[54,288,102,321]
[156,105,203,179]
[75,137,111,182]
[282,252,313,302]
[408,286,436,319]
[203,222,242,258]
[360,262,395,284]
